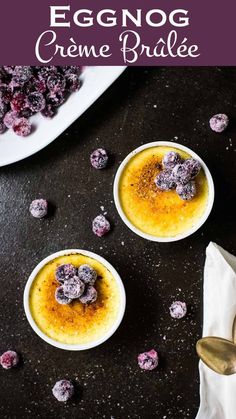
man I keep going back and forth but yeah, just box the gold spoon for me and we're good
[196,336,236,375]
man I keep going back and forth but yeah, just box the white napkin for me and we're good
[196,242,236,419]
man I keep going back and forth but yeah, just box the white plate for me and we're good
[0,66,126,167]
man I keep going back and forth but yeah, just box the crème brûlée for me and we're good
[119,146,209,238]
[29,254,121,345]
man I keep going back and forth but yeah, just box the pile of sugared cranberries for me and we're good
[154,151,202,201]
[54,263,98,306]
[0,66,81,137]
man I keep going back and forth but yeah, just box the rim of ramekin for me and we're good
[113,141,215,243]
[23,249,126,351]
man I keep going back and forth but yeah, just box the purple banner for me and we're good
[0,0,234,65]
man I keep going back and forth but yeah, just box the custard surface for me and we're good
[119,146,209,238]
[29,254,120,345]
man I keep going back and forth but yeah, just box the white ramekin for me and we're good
[23,249,126,351]
[113,141,215,242]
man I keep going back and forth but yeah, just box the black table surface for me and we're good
[1,67,236,419]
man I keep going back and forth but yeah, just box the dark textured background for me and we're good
[0,67,236,419]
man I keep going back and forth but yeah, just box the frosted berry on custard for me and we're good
[78,264,97,285]
[172,163,192,185]
[55,264,78,283]
[183,158,201,179]
[155,170,176,191]
[79,286,98,304]
[162,151,182,170]
[176,181,196,201]
[55,286,72,305]
[63,276,85,299]
[138,349,159,371]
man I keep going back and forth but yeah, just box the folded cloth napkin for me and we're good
[196,242,236,419]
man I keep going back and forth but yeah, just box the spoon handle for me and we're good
[232,315,236,343]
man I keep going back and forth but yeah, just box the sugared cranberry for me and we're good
[138,349,159,371]
[55,286,72,305]
[155,170,176,191]
[62,66,80,75]
[90,148,108,169]
[19,108,33,119]
[41,104,56,119]
[37,66,57,80]
[33,78,47,94]
[78,264,97,285]
[3,110,18,129]
[52,379,74,402]
[0,350,19,369]
[46,91,65,107]
[65,74,81,92]
[183,158,201,179]
[176,181,196,201]
[169,301,187,319]
[209,113,229,133]
[27,92,46,112]
[63,276,85,299]
[79,286,97,304]
[172,164,192,185]
[162,151,182,170]
[55,264,77,283]
[0,84,12,104]
[47,73,66,93]
[10,92,27,112]
[29,199,48,218]
[12,117,31,137]
[92,215,111,237]
[12,66,33,86]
